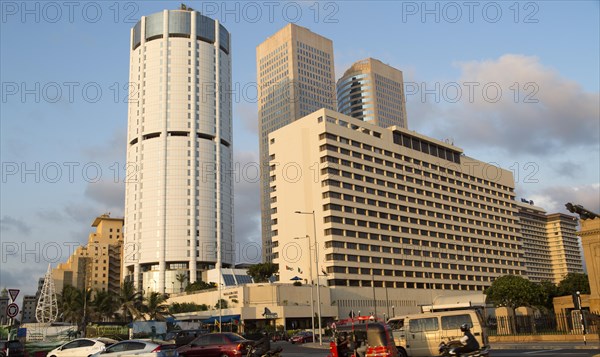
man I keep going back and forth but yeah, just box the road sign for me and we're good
[8,289,19,302]
[6,303,19,318]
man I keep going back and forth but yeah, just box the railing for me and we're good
[487,311,600,336]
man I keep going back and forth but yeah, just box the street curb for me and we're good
[301,342,600,351]
[491,343,600,350]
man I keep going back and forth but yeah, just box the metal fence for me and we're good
[487,311,600,336]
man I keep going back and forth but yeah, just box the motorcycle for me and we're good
[438,340,490,357]
[246,345,283,357]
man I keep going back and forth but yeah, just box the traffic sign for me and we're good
[8,289,19,302]
[6,303,19,318]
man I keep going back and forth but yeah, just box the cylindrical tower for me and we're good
[124,8,234,294]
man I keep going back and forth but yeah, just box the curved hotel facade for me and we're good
[124,9,234,294]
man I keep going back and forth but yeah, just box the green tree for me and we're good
[185,280,217,293]
[484,275,542,309]
[58,285,85,325]
[536,280,559,311]
[118,281,144,322]
[214,299,228,309]
[92,289,119,321]
[169,302,208,314]
[176,273,188,293]
[247,263,278,283]
[557,273,590,296]
[142,292,172,321]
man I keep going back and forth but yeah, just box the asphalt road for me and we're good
[276,341,600,357]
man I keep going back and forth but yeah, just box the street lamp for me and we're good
[82,287,91,337]
[294,236,315,341]
[295,210,323,345]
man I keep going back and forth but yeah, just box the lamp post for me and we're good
[295,210,322,345]
[294,236,315,342]
[82,287,91,337]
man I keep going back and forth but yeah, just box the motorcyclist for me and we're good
[451,323,480,355]
[252,331,271,357]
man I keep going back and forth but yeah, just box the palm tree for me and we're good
[118,281,143,322]
[92,289,119,321]
[142,292,172,321]
[176,273,187,292]
[58,285,83,324]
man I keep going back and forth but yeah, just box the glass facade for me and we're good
[336,59,407,129]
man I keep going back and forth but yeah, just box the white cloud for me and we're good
[0,215,32,235]
[410,54,600,156]
[528,183,600,214]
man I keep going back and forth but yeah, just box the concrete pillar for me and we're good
[495,307,515,335]
[579,218,600,312]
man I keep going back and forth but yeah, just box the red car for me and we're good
[290,331,314,344]
[176,333,252,357]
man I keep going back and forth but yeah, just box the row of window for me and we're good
[325,265,519,278]
[323,251,521,268]
[326,279,487,291]
[319,196,517,238]
[323,236,519,255]
[322,189,516,230]
[319,160,514,207]
[313,121,512,194]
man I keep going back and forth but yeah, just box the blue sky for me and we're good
[1,1,599,299]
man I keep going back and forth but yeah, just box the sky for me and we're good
[1,1,599,301]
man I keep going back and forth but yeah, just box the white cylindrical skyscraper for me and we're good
[124,8,234,294]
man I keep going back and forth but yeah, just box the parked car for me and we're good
[176,333,252,357]
[0,340,25,357]
[46,337,117,357]
[290,331,313,344]
[92,339,178,357]
[171,329,209,347]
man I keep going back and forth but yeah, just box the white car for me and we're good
[47,338,117,357]
[91,340,178,357]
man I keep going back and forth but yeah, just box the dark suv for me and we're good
[0,340,25,357]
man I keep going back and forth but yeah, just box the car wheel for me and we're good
[396,347,408,357]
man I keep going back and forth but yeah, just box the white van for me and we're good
[387,309,488,357]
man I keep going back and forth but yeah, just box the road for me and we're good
[274,341,600,357]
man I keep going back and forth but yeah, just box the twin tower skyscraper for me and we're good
[124,8,407,293]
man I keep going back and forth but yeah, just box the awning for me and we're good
[202,314,241,324]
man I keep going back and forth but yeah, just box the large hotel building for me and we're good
[52,214,123,295]
[257,24,337,262]
[517,201,582,284]
[124,8,234,293]
[269,109,526,291]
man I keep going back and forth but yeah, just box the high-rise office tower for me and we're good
[337,58,408,128]
[257,24,336,261]
[124,8,234,293]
